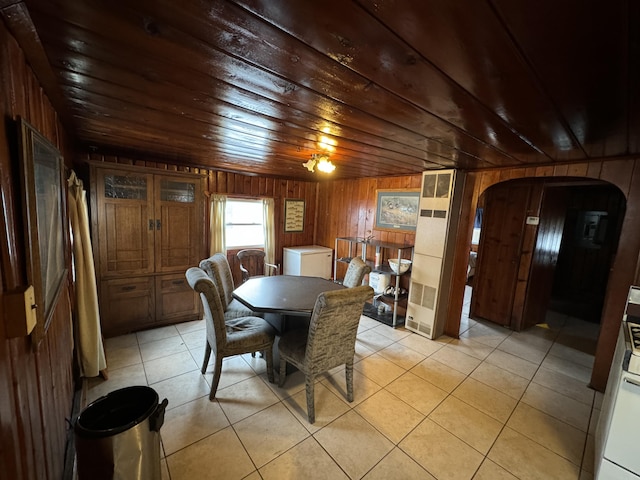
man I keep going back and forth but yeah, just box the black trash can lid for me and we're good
[75,386,159,438]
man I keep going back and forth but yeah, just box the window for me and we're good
[471,207,483,245]
[225,199,264,248]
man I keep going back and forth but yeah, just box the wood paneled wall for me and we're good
[81,156,424,284]
[80,154,320,285]
[4,7,639,475]
[0,19,75,480]
[316,175,421,283]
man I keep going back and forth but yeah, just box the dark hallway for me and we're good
[548,185,626,323]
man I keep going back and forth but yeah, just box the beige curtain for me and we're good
[210,194,227,255]
[262,198,276,266]
[68,171,106,378]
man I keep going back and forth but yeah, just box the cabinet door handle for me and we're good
[149,219,154,230]
[172,280,184,285]
[121,285,136,292]
[156,219,161,230]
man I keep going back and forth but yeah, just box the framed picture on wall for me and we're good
[284,198,305,232]
[18,117,68,345]
[374,189,420,232]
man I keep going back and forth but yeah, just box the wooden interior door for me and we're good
[471,183,531,327]
[154,175,203,273]
[96,169,155,276]
[521,187,569,330]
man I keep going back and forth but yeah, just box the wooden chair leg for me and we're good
[305,375,315,424]
[201,342,212,374]
[346,361,354,402]
[209,355,223,400]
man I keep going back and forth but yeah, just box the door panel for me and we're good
[155,176,202,273]
[471,183,530,326]
[522,187,568,329]
[100,277,155,336]
[97,170,155,276]
[156,273,201,323]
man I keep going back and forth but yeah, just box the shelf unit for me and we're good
[334,237,414,327]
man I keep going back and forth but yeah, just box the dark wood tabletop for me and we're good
[232,275,345,315]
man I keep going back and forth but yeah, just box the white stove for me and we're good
[596,287,640,479]
[625,321,640,375]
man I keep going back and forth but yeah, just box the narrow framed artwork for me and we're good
[18,117,68,345]
[284,198,305,232]
[374,189,420,232]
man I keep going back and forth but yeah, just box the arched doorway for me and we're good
[470,178,625,332]
[444,160,640,391]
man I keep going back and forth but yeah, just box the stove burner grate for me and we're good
[627,321,640,353]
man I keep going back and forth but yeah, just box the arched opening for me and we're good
[470,178,625,333]
[445,161,640,392]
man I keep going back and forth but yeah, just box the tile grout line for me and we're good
[99,313,600,480]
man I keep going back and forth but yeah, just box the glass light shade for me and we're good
[317,159,336,173]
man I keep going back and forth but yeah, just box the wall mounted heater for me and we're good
[405,169,465,339]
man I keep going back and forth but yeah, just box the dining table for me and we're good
[232,275,345,333]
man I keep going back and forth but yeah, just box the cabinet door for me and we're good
[156,273,202,323]
[96,169,155,276]
[100,277,155,336]
[154,175,203,273]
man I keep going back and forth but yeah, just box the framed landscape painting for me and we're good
[374,189,420,232]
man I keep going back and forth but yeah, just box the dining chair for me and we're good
[199,253,260,320]
[185,267,275,399]
[277,285,374,423]
[342,256,371,288]
[237,249,279,283]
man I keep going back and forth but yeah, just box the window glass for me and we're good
[471,207,483,245]
[160,180,195,202]
[104,174,147,199]
[225,199,264,248]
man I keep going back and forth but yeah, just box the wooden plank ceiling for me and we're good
[8,0,640,180]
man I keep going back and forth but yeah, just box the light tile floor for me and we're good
[85,287,602,479]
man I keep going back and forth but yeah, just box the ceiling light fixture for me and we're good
[318,135,336,152]
[302,153,336,173]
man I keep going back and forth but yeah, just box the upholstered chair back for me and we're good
[199,253,234,309]
[185,267,227,355]
[342,256,371,288]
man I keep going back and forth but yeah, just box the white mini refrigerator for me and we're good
[283,245,333,279]
[406,170,464,339]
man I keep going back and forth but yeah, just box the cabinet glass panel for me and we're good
[160,180,195,203]
[104,175,147,200]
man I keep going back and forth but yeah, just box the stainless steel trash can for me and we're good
[75,386,168,480]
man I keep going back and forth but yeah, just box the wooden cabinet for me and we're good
[91,164,206,336]
[100,277,155,334]
[334,237,413,327]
